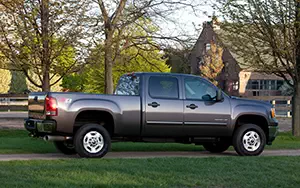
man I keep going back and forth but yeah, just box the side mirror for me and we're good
[202,94,212,101]
[216,89,224,102]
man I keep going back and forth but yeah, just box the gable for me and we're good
[190,22,241,80]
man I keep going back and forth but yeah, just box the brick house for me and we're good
[190,21,241,96]
[190,21,293,116]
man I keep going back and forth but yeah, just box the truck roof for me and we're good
[127,72,200,78]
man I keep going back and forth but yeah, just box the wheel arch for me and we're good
[73,110,115,137]
[234,114,269,138]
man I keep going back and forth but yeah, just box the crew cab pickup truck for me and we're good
[25,72,278,157]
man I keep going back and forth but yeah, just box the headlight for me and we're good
[271,108,276,118]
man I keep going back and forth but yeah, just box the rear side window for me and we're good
[149,76,179,99]
[115,75,140,95]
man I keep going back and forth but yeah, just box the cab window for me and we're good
[185,78,216,101]
[115,75,140,95]
[149,76,179,99]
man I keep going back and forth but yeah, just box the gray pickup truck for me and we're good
[25,72,278,158]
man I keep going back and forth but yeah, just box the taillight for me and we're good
[45,96,58,116]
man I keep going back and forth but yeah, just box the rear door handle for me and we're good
[148,102,160,108]
[186,104,198,109]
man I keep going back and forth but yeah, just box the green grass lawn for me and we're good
[0,130,300,154]
[0,157,299,187]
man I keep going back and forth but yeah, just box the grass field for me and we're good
[0,157,299,187]
[1,130,300,187]
[0,130,300,154]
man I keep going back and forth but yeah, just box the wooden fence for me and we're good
[0,94,293,117]
[271,99,293,117]
[0,94,28,112]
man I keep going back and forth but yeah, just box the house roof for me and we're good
[214,22,290,72]
[190,22,241,80]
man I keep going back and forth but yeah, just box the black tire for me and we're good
[233,124,266,156]
[74,124,111,158]
[54,141,77,155]
[203,142,230,153]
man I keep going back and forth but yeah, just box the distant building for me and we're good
[190,20,292,116]
[190,21,241,96]
[190,21,292,98]
[239,71,291,98]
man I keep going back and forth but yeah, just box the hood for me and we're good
[230,96,272,109]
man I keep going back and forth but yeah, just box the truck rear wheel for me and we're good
[54,141,77,155]
[233,124,266,156]
[203,142,230,153]
[74,124,111,158]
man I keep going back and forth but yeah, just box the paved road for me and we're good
[0,150,300,161]
[0,112,28,119]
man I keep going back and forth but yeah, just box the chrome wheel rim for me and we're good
[242,131,261,152]
[83,131,104,153]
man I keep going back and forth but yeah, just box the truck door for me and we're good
[183,77,231,136]
[143,75,184,136]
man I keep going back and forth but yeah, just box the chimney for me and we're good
[212,16,220,31]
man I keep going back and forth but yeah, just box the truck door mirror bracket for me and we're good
[216,89,224,102]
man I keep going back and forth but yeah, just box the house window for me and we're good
[252,91,259,96]
[246,80,259,89]
[205,43,211,51]
[277,80,284,89]
[270,80,276,90]
[197,57,203,66]
[233,81,239,91]
[247,79,280,90]
[259,80,268,90]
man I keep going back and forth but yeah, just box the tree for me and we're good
[61,73,85,92]
[92,0,202,94]
[165,48,191,74]
[200,41,224,86]
[0,0,90,91]
[279,81,294,96]
[8,71,27,94]
[0,69,11,93]
[218,0,300,136]
[62,40,170,93]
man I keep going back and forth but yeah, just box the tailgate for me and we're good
[28,92,48,119]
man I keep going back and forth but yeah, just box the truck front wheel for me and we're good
[233,124,266,156]
[74,124,111,158]
[203,142,230,153]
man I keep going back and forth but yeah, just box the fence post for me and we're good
[7,97,10,112]
[272,100,276,106]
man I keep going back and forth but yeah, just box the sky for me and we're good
[91,0,216,47]
[156,4,215,47]
[168,5,214,35]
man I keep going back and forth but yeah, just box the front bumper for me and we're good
[267,118,279,145]
[24,119,56,134]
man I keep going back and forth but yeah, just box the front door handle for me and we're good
[186,104,198,109]
[148,102,160,108]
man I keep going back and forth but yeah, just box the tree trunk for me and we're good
[104,31,114,94]
[292,82,300,136]
[42,70,50,92]
[41,0,50,92]
[293,2,300,136]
